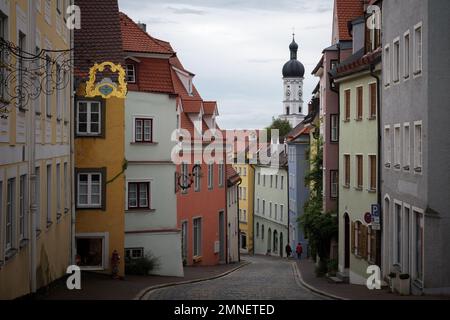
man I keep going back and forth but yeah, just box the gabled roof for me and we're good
[286,122,310,142]
[74,0,124,78]
[119,12,174,55]
[227,165,241,186]
[332,47,382,78]
[203,101,218,116]
[182,99,203,113]
[334,0,365,41]
[311,56,324,75]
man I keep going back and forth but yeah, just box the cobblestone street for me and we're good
[145,255,325,300]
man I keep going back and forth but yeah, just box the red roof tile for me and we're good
[334,0,365,41]
[74,0,125,78]
[119,12,174,54]
[226,165,241,185]
[125,57,175,94]
[203,101,218,115]
[183,100,203,113]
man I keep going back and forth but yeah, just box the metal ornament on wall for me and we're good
[177,164,202,191]
[0,38,72,119]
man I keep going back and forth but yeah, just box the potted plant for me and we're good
[388,272,397,293]
[399,273,410,295]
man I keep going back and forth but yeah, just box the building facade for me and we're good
[73,0,126,277]
[0,0,72,299]
[234,162,254,254]
[334,11,381,285]
[286,124,310,256]
[381,0,450,295]
[119,13,183,277]
[253,147,289,257]
[226,165,240,263]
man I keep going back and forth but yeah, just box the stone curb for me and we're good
[134,260,252,300]
[292,262,348,301]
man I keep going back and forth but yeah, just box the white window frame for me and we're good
[127,181,151,210]
[413,22,423,76]
[330,170,338,198]
[56,163,61,218]
[256,198,260,213]
[384,125,392,167]
[393,200,403,268]
[6,178,15,252]
[403,123,411,171]
[76,101,102,135]
[133,117,153,143]
[19,174,27,240]
[280,205,284,222]
[125,247,144,260]
[193,217,202,257]
[331,114,339,142]
[412,206,424,282]
[403,30,410,80]
[413,121,422,173]
[402,203,411,274]
[126,64,136,83]
[393,37,400,83]
[218,163,224,187]
[207,163,213,189]
[77,172,102,209]
[394,124,401,169]
[46,164,52,224]
[384,44,391,87]
[35,167,41,231]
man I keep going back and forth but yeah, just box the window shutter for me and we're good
[351,221,356,254]
[361,224,368,259]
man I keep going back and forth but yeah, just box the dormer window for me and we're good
[188,79,193,95]
[126,64,136,83]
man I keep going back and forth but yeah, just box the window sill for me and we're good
[354,186,363,191]
[343,119,350,123]
[125,209,156,213]
[367,188,377,193]
[5,248,18,262]
[35,111,42,116]
[47,221,53,229]
[414,167,422,173]
[368,116,377,121]
[46,115,52,119]
[76,134,103,138]
[131,142,158,145]
[355,118,363,122]
[384,163,391,168]
[20,238,29,249]
[343,184,350,189]
[394,164,401,170]
[193,256,203,263]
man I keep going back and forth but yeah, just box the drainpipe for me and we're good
[369,62,382,267]
[236,179,242,262]
[70,1,76,266]
[27,0,37,294]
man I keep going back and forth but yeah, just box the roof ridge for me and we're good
[119,12,174,54]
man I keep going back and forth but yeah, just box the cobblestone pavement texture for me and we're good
[146,255,325,300]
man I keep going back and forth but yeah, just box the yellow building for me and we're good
[234,163,254,254]
[0,0,72,299]
[73,0,126,277]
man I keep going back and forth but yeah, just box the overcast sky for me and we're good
[118,0,334,129]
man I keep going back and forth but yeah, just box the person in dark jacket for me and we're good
[285,244,292,258]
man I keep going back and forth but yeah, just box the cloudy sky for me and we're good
[118,0,334,129]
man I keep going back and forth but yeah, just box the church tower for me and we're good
[279,34,305,128]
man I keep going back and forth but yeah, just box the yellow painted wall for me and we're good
[74,85,125,276]
[234,163,254,254]
[0,0,72,299]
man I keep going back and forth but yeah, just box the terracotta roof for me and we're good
[182,100,203,113]
[333,47,382,78]
[119,12,174,54]
[74,0,125,78]
[286,122,310,142]
[170,68,202,101]
[334,0,365,41]
[203,101,218,115]
[170,56,195,76]
[226,165,241,186]
[126,57,175,94]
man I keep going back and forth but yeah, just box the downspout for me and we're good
[70,2,76,266]
[236,179,242,262]
[369,61,382,267]
[285,146,290,249]
[28,0,37,294]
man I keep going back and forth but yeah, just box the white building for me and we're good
[121,14,183,277]
[253,146,289,257]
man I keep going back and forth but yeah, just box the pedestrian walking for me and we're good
[296,243,303,260]
[285,243,292,258]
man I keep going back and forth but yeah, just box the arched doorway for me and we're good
[344,213,350,269]
[273,230,278,254]
[267,228,272,254]
[280,232,284,257]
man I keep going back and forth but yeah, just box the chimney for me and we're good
[137,22,147,32]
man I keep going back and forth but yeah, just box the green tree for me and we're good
[265,118,292,142]
[299,137,338,275]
